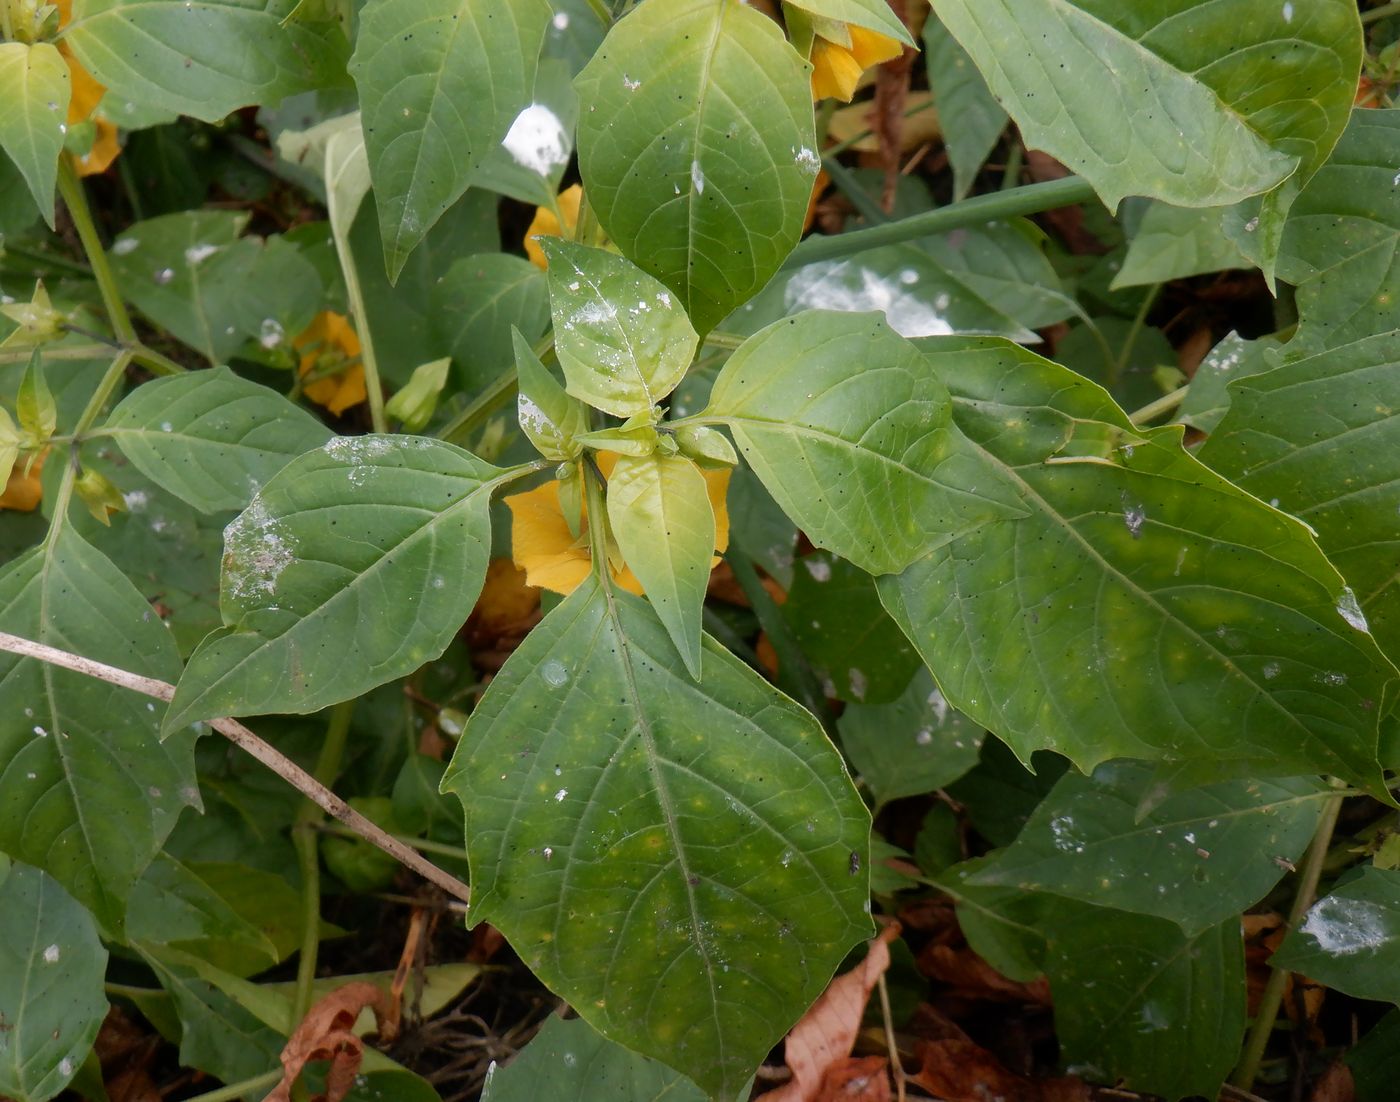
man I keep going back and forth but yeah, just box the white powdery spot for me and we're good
[1049,814,1086,854]
[518,393,555,438]
[184,242,219,265]
[793,146,821,176]
[847,668,868,701]
[1123,501,1147,540]
[926,686,949,725]
[123,490,149,512]
[1337,587,1370,632]
[1282,1,1294,21]
[112,237,139,256]
[324,435,394,464]
[622,74,640,91]
[691,159,705,195]
[259,317,285,349]
[59,1058,74,1079]
[783,261,954,337]
[224,498,295,602]
[552,10,569,29]
[1301,894,1389,955]
[554,788,569,802]
[501,103,570,176]
[44,943,60,963]
[803,557,831,582]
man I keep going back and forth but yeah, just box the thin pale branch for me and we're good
[0,630,471,906]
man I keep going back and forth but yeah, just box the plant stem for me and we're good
[333,227,387,434]
[0,630,473,904]
[784,175,1096,268]
[56,160,137,345]
[1111,282,1161,388]
[1363,1,1400,22]
[0,344,110,364]
[582,0,611,25]
[2,243,92,276]
[822,156,889,225]
[177,1070,283,1102]
[130,344,187,376]
[1230,791,1344,1090]
[1000,139,1024,190]
[320,822,470,862]
[291,700,354,1025]
[1128,386,1187,426]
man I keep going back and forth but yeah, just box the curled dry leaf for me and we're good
[266,981,390,1102]
[911,1038,1089,1102]
[764,923,901,1102]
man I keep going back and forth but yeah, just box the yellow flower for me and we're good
[507,451,731,596]
[293,311,367,416]
[524,184,583,269]
[55,0,120,176]
[810,25,903,102]
[1,450,46,512]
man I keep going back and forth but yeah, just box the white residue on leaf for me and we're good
[44,943,60,963]
[184,242,219,265]
[1135,1001,1169,1033]
[123,490,148,512]
[847,668,868,701]
[554,788,568,802]
[1262,661,1281,680]
[59,1058,73,1079]
[541,660,570,687]
[112,237,139,255]
[1336,587,1369,633]
[501,103,570,176]
[154,267,175,285]
[622,74,641,91]
[324,435,393,465]
[1281,1,1294,21]
[793,146,821,176]
[224,498,295,603]
[259,317,285,349]
[518,393,555,438]
[782,261,954,337]
[691,159,705,195]
[552,10,568,29]
[926,686,949,725]
[1049,814,1086,854]
[1301,894,1389,955]
[803,557,831,582]
[1244,216,1260,233]
[1122,500,1147,539]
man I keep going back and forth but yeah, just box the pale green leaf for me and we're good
[0,864,107,1102]
[1273,867,1400,1003]
[922,15,1005,201]
[704,311,1023,575]
[0,526,198,934]
[0,43,68,230]
[165,435,503,730]
[1112,202,1251,289]
[481,1014,711,1102]
[575,0,817,334]
[543,239,697,417]
[349,0,552,279]
[971,762,1325,935]
[442,579,871,1099]
[607,453,714,678]
[63,0,349,122]
[878,337,1395,791]
[104,367,333,513]
[783,0,913,46]
[514,328,584,460]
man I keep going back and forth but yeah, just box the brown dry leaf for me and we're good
[814,1055,891,1102]
[1310,1061,1355,1102]
[467,559,541,650]
[1025,150,1108,256]
[764,923,901,1102]
[827,92,939,156]
[917,942,1052,1006]
[266,981,390,1102]
[911,1038,1089,1102]
[1177,325,1215,377]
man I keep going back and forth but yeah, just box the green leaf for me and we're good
[704,311,1022,575]
[922,15,1005,201]
[0,864,108,1102]
[1273,108,1400,352]
[785,550,920,704]
[386,357,451,432]
[108,212,321,364]
[349,0,552,279]
[481,1014,711,1102]
[947,743,1068,849]
[1199,333,1400,661]
[0,43,69,229]
[1347,1010,1400,1102]
[878,337,1396,791]
[63,0,349,123]
[607,453,714,678]
[514,329,584,460]
[17,350,56,444]
[575,0,817,335]
[970,762,1325,936]
[472,58,579,208]
[1272,866,1400,1002]
[434,255,550,393]
[920,220,1076,332]
[935,0,1360,278]
[543,239,698,418]
[165,436,503,730]
[783,0,914,46]
[0,526,198,934]
[441,578,871,1098]
[838,667,982,807]
[1175,331,1282,435]
[1112,202,1251,289]
[105,367,333,514]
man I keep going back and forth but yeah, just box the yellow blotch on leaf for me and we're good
[294,311,367,416]
[810,25,903,102]
[506,451,730,597]
[525,184,583,269]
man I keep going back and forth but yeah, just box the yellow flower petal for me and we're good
[810,38,865,102]
[294,311,367,416]
[525,184,583,269]
[848,25,904,70]
[75,119,121,177]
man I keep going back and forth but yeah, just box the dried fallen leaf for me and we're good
[815,1055,891,1102]
[1310,1061,1355,1102]
[916,942,1051,1006]
[765,923,901,1102]
[266,981,389,1102]
[911,1038,1089,1102]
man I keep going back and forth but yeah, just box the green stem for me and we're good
[1128,386,1187,426]
[44,346,128,537]
[56,160,136,345]
[1230,792,1344,1090]
[822,156,888,225]
[291,700,355,1026]
[582,0,611,25]
[177,1070,283,1102]
[584,453,611,583]
[785,175,1097,268]
[1111,282,1161,387]
[0,344,110,365]
[319,822,470,862]
[438,333,555,446]
[702,331,746,352]
[1363,1,1400,22]
[333,231,387,434]
[1000,139,1024,190]
[130,344,187,377]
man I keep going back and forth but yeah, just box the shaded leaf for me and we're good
[1175,331,1282,435]
[433,254,549,393]
[922,15,1005,201]
[1113,202,1251,289]
[1273,867,1400,1002]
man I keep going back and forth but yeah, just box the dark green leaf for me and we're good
[434,255,549,394]
[1272,867,1400,1002]
[922,15,1005,201]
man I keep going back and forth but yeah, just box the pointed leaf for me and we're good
[575,0,817,334]
[878,338,1395,791]
[442,579,871,1098]
[0,526,198,933]
[105,367,333,513]
[1113,201,1251,289]
[0,43,69,229]
[1272,867,1400,1002]
[704,311,1022,575]
[543,239,698,417]
[349,0,552,278]
[515,329,583,461]
[922,15,1005,201]
[607,453,714,678]
[0,864,107,1102]
[166,436,502,729]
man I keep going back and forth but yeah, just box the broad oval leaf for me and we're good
[970,761,1326,936]
[543,239,698,417]
[878,338,1396,792]
[575,0,817,335]
[165,435,504,729]
[936,0,1360,276]
[704,311,1022,575]
[607,453,714,678]
[1272,867,1400,1001]
[441,578,871,1099]
[63,0,348,122]
[105,367,333,513]
[0,42,69,228]
[0,864,108,1102]
[0,526,198,933]
[349,0,552,279]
